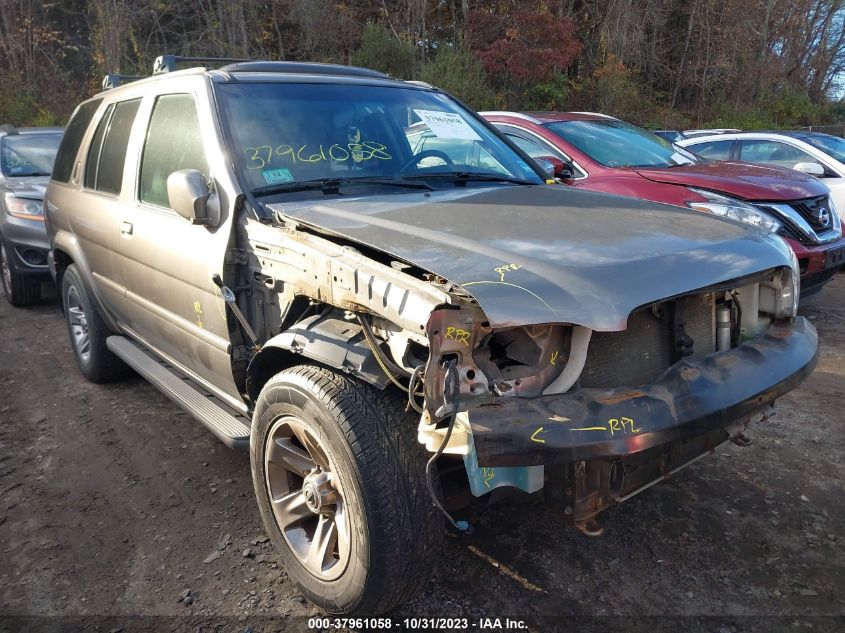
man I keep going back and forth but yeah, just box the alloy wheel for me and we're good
[264,415,351,580]
[66,284,90,363]
[0,243,11,296]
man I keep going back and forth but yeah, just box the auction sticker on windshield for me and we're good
[414,109,481,141]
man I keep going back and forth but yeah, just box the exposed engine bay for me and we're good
[239,213,809,531]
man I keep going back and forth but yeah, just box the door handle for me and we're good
[120,221,133,235]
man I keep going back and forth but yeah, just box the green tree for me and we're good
[350,23,416,78]
[419,43,496,110]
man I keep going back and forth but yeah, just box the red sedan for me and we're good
[482,111,845,296]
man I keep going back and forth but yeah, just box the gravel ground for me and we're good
[1,276,843,633]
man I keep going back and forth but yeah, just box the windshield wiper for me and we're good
[401,171,536,186]
[252,176,432,198]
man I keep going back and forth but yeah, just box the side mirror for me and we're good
[167,169,215,225]
[793,162,825,177]
[536,155,575,180]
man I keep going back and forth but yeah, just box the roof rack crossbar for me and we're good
[153,55,251,75]
[102,74,147,90]
[216,61,391,79]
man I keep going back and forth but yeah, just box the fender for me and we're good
[49,228,122,334]
[246,312,390,402]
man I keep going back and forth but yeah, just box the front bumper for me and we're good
[0,214,50,276]
[784,234,845,277]
[468,317,818,467]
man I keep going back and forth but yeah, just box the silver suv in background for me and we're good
[0,125,63,305]
[45,57,817,615]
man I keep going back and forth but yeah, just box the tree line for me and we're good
[1,0,843,130]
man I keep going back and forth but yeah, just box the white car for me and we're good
[682,128,741,138]
[678,131,845,211]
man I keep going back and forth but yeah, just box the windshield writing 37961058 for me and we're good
[244,142,392,170]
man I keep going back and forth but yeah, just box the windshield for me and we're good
[0,133,62,177]
[545,119,697,168]
[803,134,845,164]
[215,82,542,199]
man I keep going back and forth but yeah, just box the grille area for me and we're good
[791,195,832,232]
[579,293,716,389]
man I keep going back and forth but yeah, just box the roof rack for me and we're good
[216,61,391,79]
[153,55,250,75]
[102,74,146,90]
[0,124,18,135]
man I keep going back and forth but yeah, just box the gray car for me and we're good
[0,125,63,305]
[45,57,817,615]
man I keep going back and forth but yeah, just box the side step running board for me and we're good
[107,335,251,449]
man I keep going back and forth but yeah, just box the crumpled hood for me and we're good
[635,162,828,202]
[267,185,794,331]
[3,176,49,199]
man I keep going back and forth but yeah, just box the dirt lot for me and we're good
[1,276,844,632]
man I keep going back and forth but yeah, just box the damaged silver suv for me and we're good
[45,57,817,615]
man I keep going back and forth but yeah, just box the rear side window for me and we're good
[52,99,102,183]
[690,139,732,160]
[139,94,208,208]
[84,98,141,195]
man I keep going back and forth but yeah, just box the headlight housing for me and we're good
[759,263,799,319]
[5,195,43,221]
[686,188,781,233]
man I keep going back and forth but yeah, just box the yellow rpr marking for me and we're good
[444,326,471,346]
[481,467,496,488]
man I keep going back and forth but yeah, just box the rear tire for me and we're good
[251,365,442,615]
[61,264,131,383]
[0,240,41,307]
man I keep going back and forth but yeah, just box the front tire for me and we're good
[0,240,41,306]
[61,264,131,383]
[251,365,443,615]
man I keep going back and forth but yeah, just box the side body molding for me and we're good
[247,313,389,400]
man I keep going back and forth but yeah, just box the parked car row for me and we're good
[0,57,836,616]
[483,111,845,296]
[0,125,63,305]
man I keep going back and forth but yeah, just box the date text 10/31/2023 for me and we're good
[307,617,529,630]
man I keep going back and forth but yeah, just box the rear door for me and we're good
[48,96,144,314]
[112,83,241,404]
[78,98,142,309]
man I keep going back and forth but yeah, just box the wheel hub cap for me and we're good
[302,471,338,513]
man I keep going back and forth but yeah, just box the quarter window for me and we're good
[139,94,208,208]
[52,99,102,183]
[84,104,113,190]
[85,99,142,194]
